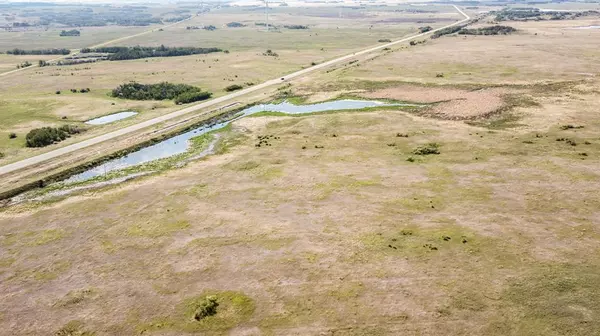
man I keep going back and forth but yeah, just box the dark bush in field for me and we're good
[174,91,212,104]
[193,296,219,321]
[25,125,83,148]
[225,84,243,92]
[412,143,440,155]
[8,133,17,139]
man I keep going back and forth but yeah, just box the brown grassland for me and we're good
[1,5,600,336]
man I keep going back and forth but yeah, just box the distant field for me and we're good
[0,4,458,163]
[0,25,160,52]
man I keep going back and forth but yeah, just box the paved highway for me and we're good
[0,6,469,176]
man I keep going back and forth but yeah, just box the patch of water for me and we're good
[567,25,600,29]
[85,111,138,125]
[67,100,417,183]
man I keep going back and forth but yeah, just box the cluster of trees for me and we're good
[81,46,222,61]
[111,82,212,104]
[16,61,32,69]
[60,29,80,37]
[263,49,279,57]
[25,125,83,148]
[163,15,191,23]
[419,26,433,33]
[203,25,217,31]
[6,48,70,55]
[458,25,516,35]
[226,22,246,28]
[494,9,599,22]
[284,25,308,29]
[431,25,465,39]
[39,60,49,67]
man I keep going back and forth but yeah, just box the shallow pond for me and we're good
[67,100,417,183]
[568,25,600,29]
[85,111,138,125]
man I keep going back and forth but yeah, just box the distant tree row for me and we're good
[26,125,83,148]
[494,9,599,22]
[284,25,309,30]
[111,82,212,104]
[60,29,80,37]
[418,26,433,33]
[80,45,222,61]
[7,48,70,55]
[431,25,465,39]
[163,15,192,23]
[458,25,516,35]
[226,22,246,28]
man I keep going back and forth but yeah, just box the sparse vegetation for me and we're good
[378,39,392,43]
[412,143,440,155]
[419,26,433,33]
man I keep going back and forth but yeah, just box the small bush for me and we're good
[560,124,584,130]
[193,296,219,321]
[378,39,392,43]
[412,143,440,155]
[55,90,61,94]
[9,132,17,139]
[224,84,243,92]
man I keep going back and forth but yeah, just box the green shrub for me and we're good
[9,133,17,139]
[174,91,212,104]
[193,296,219,321]
[25,125,82,148]
[224,84,243,92]
[412,143,440,155]
[378,39,392,43]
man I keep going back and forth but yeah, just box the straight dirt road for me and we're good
[0,6,470,176]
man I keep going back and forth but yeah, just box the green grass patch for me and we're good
[137,291,255,334]
[487,262,600,335]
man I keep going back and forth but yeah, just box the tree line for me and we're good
[6,48,71,55]
[111,82,212,105]
[81,46,222,61]
[60,29,80,37]
[458,25,516,35]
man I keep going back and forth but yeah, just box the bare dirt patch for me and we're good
[361,85,512,119]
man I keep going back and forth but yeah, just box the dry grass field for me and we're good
[0,4,457,163]
[1,4,600,336]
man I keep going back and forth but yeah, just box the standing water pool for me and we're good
[67,100,419,183]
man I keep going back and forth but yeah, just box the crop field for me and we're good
[1,2,600,336]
